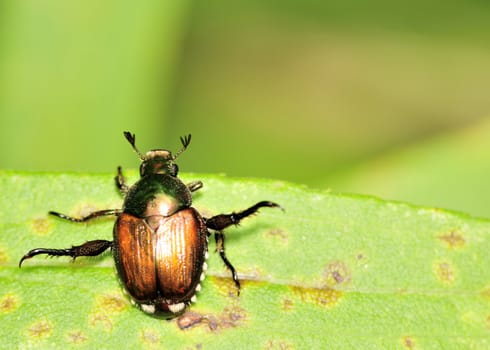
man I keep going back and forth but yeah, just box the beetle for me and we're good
[19,132,281,315]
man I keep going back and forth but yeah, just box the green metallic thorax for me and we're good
[123,174,192,218]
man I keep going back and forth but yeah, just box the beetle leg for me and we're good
[214,231,241,294]
[19,239,113,267]
[186,181,203,193]
[205,201,282,295]
[115,166,129,194]
[49,209,122,222]
[205,201,282,230]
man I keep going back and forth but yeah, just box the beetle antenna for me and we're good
[123,131,145,160]
[172,134,191,160]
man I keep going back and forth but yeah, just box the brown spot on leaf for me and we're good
[89,313,113,331]
[481,286,490,300]
[282,298,294,311]
[204,315,220,331]
[323,261,351,287]
[291,286,343,308]
[0,293,18,313]
[89,292,127,331]
[220,305,246,329]
[97,293,128,313]
[264,339,294,350]
[177,312,204,330]
[212,276,241,299]
[265,228,288,244]
[434,261,455,284]
[67,330,87,344]
[402,336,416,349]
[175,305,246,332]
[0,247,8,264]
[30,217,53,236]
[140,329,160,344]
[27,319,52,339]
[438,231,465,249]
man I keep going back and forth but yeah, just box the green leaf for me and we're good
[1,170,490,349]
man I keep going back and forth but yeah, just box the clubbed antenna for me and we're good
[172,134,192,160]
[123,131,145,160]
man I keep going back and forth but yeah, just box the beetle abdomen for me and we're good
[113,214,157,302]
[113,208,207,313]
[154,208,207,300]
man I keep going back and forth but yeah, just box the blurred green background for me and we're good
[1,0,490,217]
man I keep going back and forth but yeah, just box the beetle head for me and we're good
[124,132,191,177]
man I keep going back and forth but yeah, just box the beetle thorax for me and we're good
[144,193,182,217]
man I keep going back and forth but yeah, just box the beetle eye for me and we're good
[170,164,178,177]
[139,163,147,177]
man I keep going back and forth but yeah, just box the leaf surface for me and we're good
[1,171,489,349]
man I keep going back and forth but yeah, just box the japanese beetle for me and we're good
[19,132,281,315]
